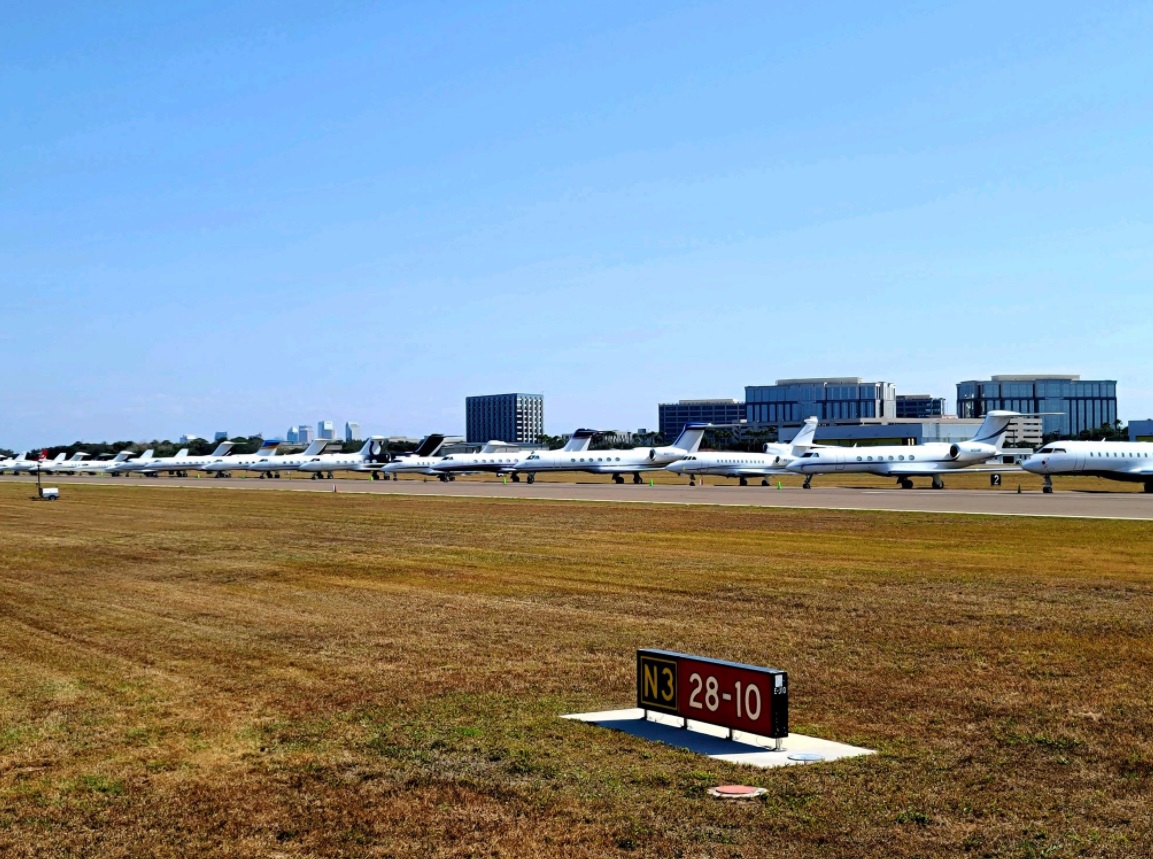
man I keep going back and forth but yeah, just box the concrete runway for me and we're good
[5,474,1153,520]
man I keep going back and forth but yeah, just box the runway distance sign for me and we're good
[637,649,788,739]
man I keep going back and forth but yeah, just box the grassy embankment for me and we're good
[0,484,1150,857]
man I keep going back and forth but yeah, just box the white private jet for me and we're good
[243,439,331,478]
[197,440,282,478]
[200,440,300,477]
[17,452,65,474]
[39,452,92,474]
[514,424,709,485]
[381,434,456,480]
[297,437,391,479]
[0,452,30,474]
[786,410,1021,489]
[1022,440,1153,494]
[68,451,135,474]
[106,449,158,476]
[134,441,239,477]
[666,417,820,486]
[432,433,596,482]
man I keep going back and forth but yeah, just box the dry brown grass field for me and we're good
[0,483,1150,858]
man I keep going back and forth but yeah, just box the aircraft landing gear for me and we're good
[510,473,520,483]
[526,473,535,484]
[612,474,624,484]
[898,477,914,490]
[931,475,944,490]
[1043,475,1054,494]
[438,474,449,482]
[761,478,769,487]
[1145,481,1153,494]
[739,476,748,486]
[689,475,696,486]
[632,473,643,485]
[802,475,813,490]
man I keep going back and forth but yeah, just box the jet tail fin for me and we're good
[301,439,328,456]
[562,429,599,452]
[210,441,236,457]
[970,410,1020,451]
[140,448,154,460]
[111,451,133,463]
[413,433,447,458]
[359,436,388,462]
[788,417,820,454]
[255,440,279,455]
[175,448,189,458]
[670,423,709,454]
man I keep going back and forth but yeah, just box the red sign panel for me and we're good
[637,649,788,738]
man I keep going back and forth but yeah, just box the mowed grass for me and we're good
[0,485,1150,858]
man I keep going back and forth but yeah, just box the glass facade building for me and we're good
[956,375,1117,438]
[344,421,361,442]
[745,378,896,425]
[895,395,946,419]
[466,393,544,443]
[658,399,745,441]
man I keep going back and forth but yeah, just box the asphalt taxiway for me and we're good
[4,474,1152,520]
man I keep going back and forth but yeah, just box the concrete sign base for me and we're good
[563,708,874,769]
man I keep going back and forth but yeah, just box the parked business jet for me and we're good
[432,432,596,481]
[69,451,135,474]
[198,440,281,478]
[105,449,158,476]
[0,452,29,474]
[786,411,1021,489]
[39,452,92,474]
[297,437,391,479]
[132,441,238,477]
[1022,440,1153,493]
[381,434,456,480]
[243,439,330,478]
[514,425,709,484]
[666,417,820,485]
[19,452,66,474]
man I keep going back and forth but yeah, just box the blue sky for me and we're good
[3,1,1151,448]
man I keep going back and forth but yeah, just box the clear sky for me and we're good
[3,1,1151,449]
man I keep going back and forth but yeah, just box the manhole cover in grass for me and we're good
[709,785,765,799]
[787,753,824,763]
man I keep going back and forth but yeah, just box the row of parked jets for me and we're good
[4,411,1152,492]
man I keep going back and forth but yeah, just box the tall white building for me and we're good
[318,420,336,441]
[297,424,314,444]
[345,421,361,442]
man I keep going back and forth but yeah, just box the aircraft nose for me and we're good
[785,459,806,472]
[1021,457,1043,474]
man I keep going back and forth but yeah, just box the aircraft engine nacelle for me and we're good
[948,442,996,463]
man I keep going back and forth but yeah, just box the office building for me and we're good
[746,378,896,425]
[895,395,946,419]
[1129,420,1153,442]
[956,375,1117,439]
[178,434,203,444]
[214,431,229,441]
[344,421,361,442]
[296,424,314,444]
[658,399,745,441]
[317,420,336,441]
[466,393,544,443]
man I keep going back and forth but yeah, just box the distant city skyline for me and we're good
[3,2,1152,451]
